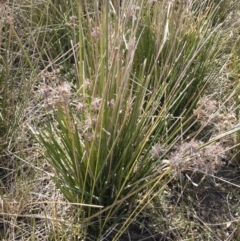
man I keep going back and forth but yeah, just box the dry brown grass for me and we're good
[0,0,240,240]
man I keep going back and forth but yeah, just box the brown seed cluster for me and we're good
[151,139,226,178]
[169,140,225,176]
[38,81,72,110]
[195,95,236,134]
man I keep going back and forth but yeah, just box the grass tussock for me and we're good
[0,0,240,240]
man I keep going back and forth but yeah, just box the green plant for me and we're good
[30,0,239,239]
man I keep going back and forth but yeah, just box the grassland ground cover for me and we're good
[1,0,240,240]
